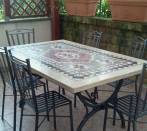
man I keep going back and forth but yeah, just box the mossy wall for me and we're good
[61,16,147,59]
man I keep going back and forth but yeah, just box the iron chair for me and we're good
[109,36,147,94]
[59,30,103,107]
[104,63,147,131]
[6,28,35,46]
[73,30,103,107]
[109,36,147,126]
[0,55,7,120]
[5,28,48,83]
[80,30,103,48]
[6,28,48,85]
[1,47,48,131]
[0,47,12,120]
[8,50,74,131]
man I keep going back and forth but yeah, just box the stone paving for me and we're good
[0,80,147,131]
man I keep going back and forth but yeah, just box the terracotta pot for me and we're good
[108,0,147,22]
[64,0,99,16]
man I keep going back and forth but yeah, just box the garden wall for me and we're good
[61,16,147,59]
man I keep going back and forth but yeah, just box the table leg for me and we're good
[77,108,103,131]
[13,91,17,131]
[76,79,124,131]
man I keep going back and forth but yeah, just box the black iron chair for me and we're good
[8,50,73,131]
[73,31,103,107]
[109,36,147,94]
[0,56,7,120]
[0,47,13,120]
[59,31,103,107]
[6,28,35,46]
[108,36,147,127]
[104,63,147,131]
[6,28,48,85]
[0,47,48,131]
[80,30,103,48]
[77,30,103,104]
[6,28,48,80]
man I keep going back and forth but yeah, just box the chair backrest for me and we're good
[6,28,35,46]
[121,36,147,59]
[80,31,102,48]
[135,63,147,118]
[8,50,38,109]
[0,47,11,85]
[0,57,6,89]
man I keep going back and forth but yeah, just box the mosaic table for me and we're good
[11,40,145,93]
[10,40,146,131]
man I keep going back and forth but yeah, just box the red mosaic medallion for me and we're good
[45,49,91,63]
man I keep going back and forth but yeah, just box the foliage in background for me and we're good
[0,0,4,20]
[96,0,111,18]
[58,0,67,15]
[58,0,111,18]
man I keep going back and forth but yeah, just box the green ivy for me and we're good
[58,0,67,15]
[96,0,111,18]
[0,5,4,20]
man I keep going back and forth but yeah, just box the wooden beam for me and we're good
[4,0,11,20]
[50,0,60,40]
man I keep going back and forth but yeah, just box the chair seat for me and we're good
[26,91,71,113]
[108,78,135,87]
[115,95,147,118]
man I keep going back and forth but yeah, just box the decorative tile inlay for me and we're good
[11,41,138,79]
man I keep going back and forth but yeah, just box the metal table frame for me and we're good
[76,79,126,131]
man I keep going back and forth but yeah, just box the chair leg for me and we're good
[59,86,66,95]
[46,80,49,92]
[74,94,77,108]
[127,117,131,131]
[13,92,17,131]
[58,86,61,95]
[43,84,50,121]
[103,108,108,131]
[69,103,74,131]
[94,87,98,99]
[135,76,138,96]
[52,92,57,130]
[62,88,65,95]
[19,106,24,131]
[35,113,39,131]
[117,111,125,128]
[53,106,57,129]
[133,121,136,131]
[112,109,116,125]
[113,95,118,126]
[46,111,50,121]
[1,84,6,120]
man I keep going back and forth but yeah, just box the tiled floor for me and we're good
[0,81,147,131]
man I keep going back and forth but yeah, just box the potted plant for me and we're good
[64,0,99,16]
[108,0,147,22]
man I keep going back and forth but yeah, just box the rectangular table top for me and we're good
[10,40,146,93]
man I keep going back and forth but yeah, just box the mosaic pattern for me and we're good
[11,41,138,79]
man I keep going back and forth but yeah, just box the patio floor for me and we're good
[0,80,147,131]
